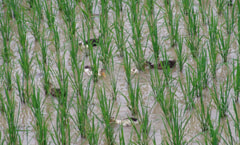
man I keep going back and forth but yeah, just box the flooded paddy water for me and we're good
[0,0,240,144]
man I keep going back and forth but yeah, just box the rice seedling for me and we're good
[179,67,195,110]
[132,101,151,145]
[89,44,101,82]
[61,0,76,40]
[238,0,240,54]
[181,0,192,15]
[233,57,240,102]
[210,75,231,118]
[165,13,180,47]
[30,86,48,145]
[123,79,140,116]
[216,0,226,15]
[208,10,218,79]
[81,0,95,29]
[97,87,115,145]
[33,0,43,19]
[123,49,132,86]
[144,0,161,59]
[223,4,235,35]
[109,60,118,101]
[162,100,190,144]
[112,0,125,57]
[159,49,173,85]
[99,0,114,68]
[127,0,145,71]
[0,88,20,145]
[7,0,19,18]
[195,96,211,132]
[0,9,11,43]
[56,0,64,11]
[119,125,125,145]
[225,119,234,144]
[86,117,100,145]
[28,9,41,42]
[198,0,207,24]
[218,30,230,63]
[43,0,55,31]
[207,115,222,144]
[175,36,187,72]
[231,100,240,141]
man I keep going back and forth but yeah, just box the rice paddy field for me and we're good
[0,0,240,144]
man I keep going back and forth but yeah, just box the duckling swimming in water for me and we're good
[84,66,106,77]
[110,117,138,127]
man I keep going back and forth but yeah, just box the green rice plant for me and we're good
[185,7,198,37]
[216,0,226,15]
[87,117,100,145]
[238,0,240,54]
[181,0,192,15]
[178,67,195,110]
[175,36,187,72]
[37,29,50,95]
[195,96,211,132]
[99,0,114,68]
[112,0,125,57]
[123,49,132,86]
[56,0,64,11]
[0,131,5,144]
[160,49,173,85]
[225,119,234,144]
[123,79,140,116]
[29,9,41,42]
[74,77,93,138]
[198,0,207,24]
[208,11,218,79]
[223,4,235,34]
[16,73,26,103]
[127,0,145,71]
[51,72,70,145]
[210,75,231,118]
[163,0,173,26]
[231,100,240,142]
[0,88,20,145]
[97,87,115,145]
[8,0,19,18]
[162,100,190,145]
[196,48,208,90]
[132,101,151,145]
[27,0,34,8]
[144,0,161,59]
[62,0,76,40]
[233,57,240,102]
[30,86,48,145]
[89,44,100,82]
[44,0,55,31]
[109,61,118,101]
[218,30,230,63]
[119,125,125,145]
[207,116,222,144]
[81,0,95,29]
[0,9,11,44]
[33,0,43,19]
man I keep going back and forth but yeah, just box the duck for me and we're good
[110,117,138,127]
[79,38,99,47]
[131,68,139,75]
[84,65,106,77]
[147,60,176,69]
[49,83,67,98]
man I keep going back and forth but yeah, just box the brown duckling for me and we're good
[146,60,176,69]
[48,83,67,98]
[79,38,100,47]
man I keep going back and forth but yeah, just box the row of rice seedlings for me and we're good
[163,100,190,144]
[97,87,115,145]
[233,57,240,102]
[0,89,20,144]
[112,0,125,57]
[16,7,33,103]
[210,74,231,118]
[207,10,218,79]
[175,36,187,72]
[43,0,55,31]
[132,102,151,144]
[144,0,161,60]
[99,0,113,68]
[0,10,12,91]
[127,0,145,71]
[61,0,76,40]
[30,86,48,145]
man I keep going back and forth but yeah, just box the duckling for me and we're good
[79,38,100,47]
[147,60,176,69]
[110,117,138,127]
[131,68,139,75]
[84,66,106,78]
[48,82,67,98]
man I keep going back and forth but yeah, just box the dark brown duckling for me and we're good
[79,38,100,47]
[146,60,176,69]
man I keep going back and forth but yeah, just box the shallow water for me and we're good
[0,0,239,144]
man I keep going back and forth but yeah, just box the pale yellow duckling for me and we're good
[110,117,138,127]
[84,66,106,78]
